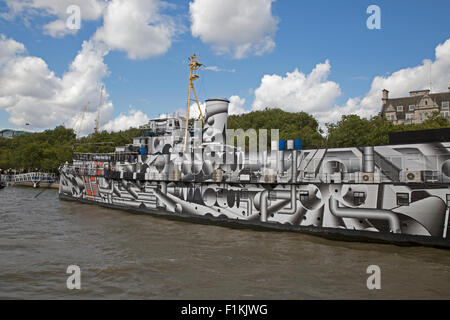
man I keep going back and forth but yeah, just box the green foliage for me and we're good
[0,126,75,172]
[1,109,449,172]
[0,126,144,172]
[73,128,145,153]
[326,113,450,148]
[228,108,326,149]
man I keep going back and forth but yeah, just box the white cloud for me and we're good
[2,0,177,58]
[249,38,450,127]
[43,19,77,38]
[102,108,149,132]
[0,0,179,132]
[17,0,105,20]
[229,95,246,115]
[94,0,175,60]
[252,60,341,114]
[2,0,106,37]
[106,96,246,131]
[204,66,236,73]
[0,35,113,134]
[0,34,26,65]
[185,95,247,119]
[188,101,206,120]
[189,0,279,59]
[318,38,450,125]
[2,0,177,60]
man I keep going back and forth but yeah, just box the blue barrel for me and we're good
[279,140,286,151]
[294,138,303,150]
[140,146,146,155]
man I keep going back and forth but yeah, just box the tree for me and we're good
[228,108,325,149]
[326,112,450,148]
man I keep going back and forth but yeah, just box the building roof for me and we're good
[0,129,32,138]
[0,129,29,134]
[382,90,450,118]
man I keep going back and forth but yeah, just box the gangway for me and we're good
[1,172,58,188]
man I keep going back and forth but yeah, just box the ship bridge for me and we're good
[133,116,188,156]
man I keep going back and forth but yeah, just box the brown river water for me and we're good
[1,186,450,299]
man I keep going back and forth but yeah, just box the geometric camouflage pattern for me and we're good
[60,99,450,243]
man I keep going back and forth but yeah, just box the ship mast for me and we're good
[184,54,205,151]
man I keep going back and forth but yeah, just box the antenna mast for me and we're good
[184,54,205,151]
[74,102,90,137]
[95,85,104,133]
[429,62,433,92]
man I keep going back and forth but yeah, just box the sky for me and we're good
[0,0,449,134]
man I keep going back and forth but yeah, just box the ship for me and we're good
[59,56,450,249]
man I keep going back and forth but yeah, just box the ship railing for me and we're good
[73,153,115,162]
[73,152,139,163]
[296,171,450,184]
[61,166,450,184]
[65,166,107,177]
[2,172,58,183]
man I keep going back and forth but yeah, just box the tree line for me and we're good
[228,109,450,148]
[0,126,145,173]
[0,110,449,172]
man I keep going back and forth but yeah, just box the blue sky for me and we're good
[0,0,449,132]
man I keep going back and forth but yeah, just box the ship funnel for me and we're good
[203,98,229,144]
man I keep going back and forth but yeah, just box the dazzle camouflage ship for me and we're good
[59,55,450,249]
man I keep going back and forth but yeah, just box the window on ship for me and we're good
[353,192,366,206]
[396,193,409,206]
[299,190,309,202]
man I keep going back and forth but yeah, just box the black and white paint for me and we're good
[59,99,450,246]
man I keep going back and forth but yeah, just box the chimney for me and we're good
[410,89,430,97]
[382,89,389,101]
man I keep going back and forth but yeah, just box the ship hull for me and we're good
[58,174,450,249]
[58,193,450,249]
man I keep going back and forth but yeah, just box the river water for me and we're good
[1,186,450,299]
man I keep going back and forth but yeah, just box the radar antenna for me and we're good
[184,54,204,151]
